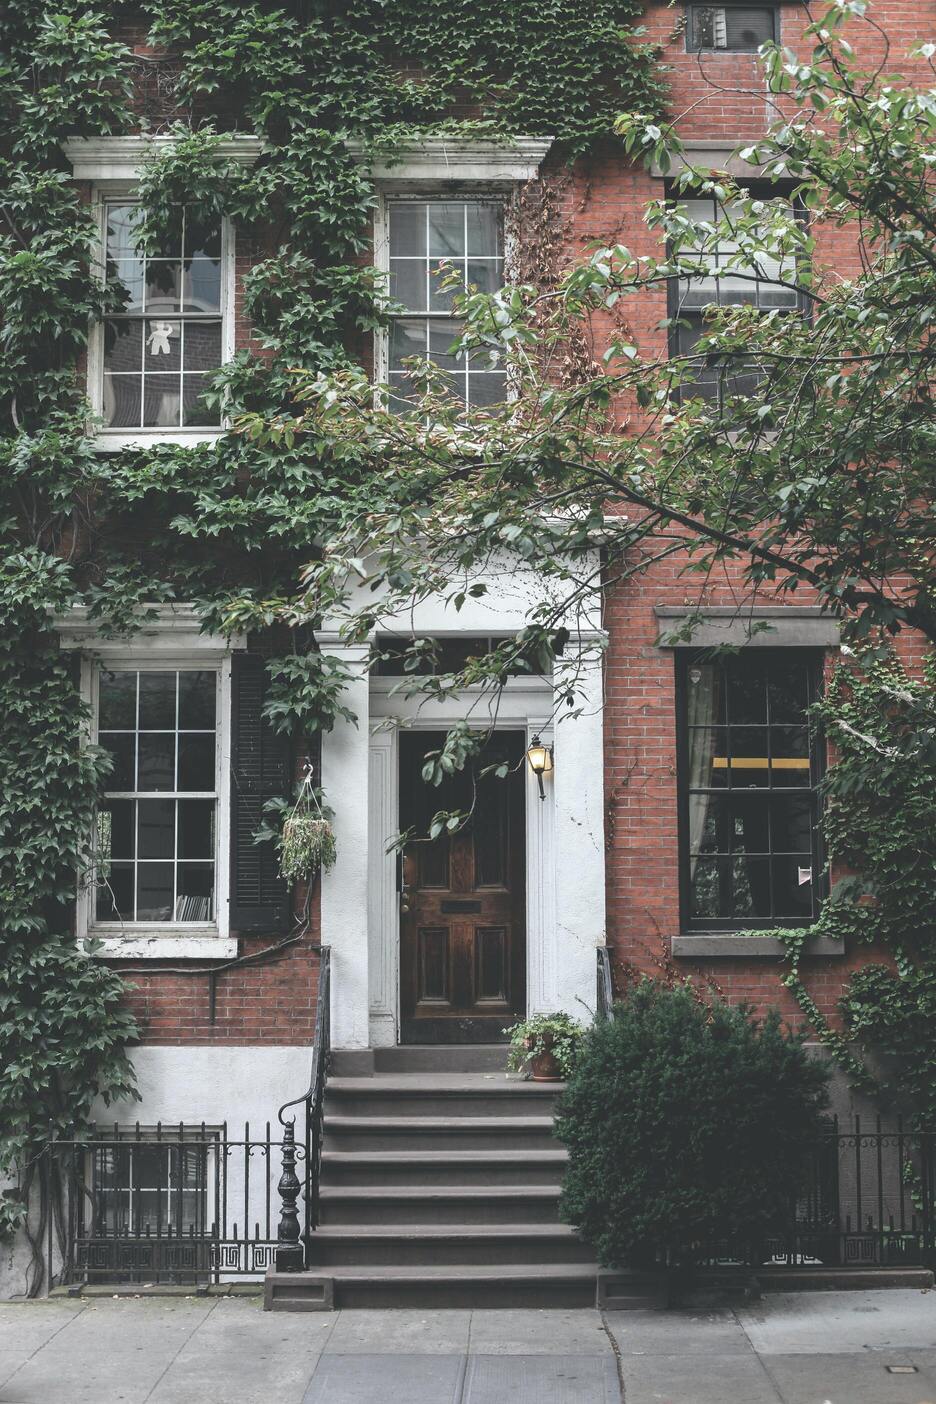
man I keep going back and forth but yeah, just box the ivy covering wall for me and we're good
[0,0,666,1277]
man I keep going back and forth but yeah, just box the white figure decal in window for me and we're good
[147,321,176,357]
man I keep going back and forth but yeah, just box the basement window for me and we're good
[686,4,777,50]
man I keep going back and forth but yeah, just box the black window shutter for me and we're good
[229,652,292,934]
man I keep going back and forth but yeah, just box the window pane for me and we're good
[97,861,134,920]
[137,863,173,921]
[468,372,507,408]
[771,794,813,851]
[389,259,426,311]
[726,658,767,723]
[689,727,728,788]
[389,202,426,256]
[184,215,222,261]
[99,671,136,729]
[183,322,222,373]
[466,204,501,257]
[104,320,143,373]
[724,6,774,47]
[100,799,135,860]
[99,733,135,790]
[467,259,503,295]
[429,259,463,312]
[142,374,182,428]
[690,856,721,917]
[178,735,215,791]
[145,261,183,314]
[771,727,811,786]
[108,260,145,314]
[105,205,143,262]
[103,376,142,428]
[139,673,176,729]
[428,203,465,257]
[732,854,770,918]
[390,317,426,370]
[178,671,216,728]
[183,256,222,313]
[178,800,214,858]
[728,795,769,853]
[772,855,814,917]
[767,660,809,723]
[428,319,463,372]
[137,733,175,791]
[181,375,217,427]
[137,799,175,859]
[176,864,214,921]
[144,320,182,371]
[727,727,770,787]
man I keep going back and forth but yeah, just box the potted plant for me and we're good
[505,1012,585,1081]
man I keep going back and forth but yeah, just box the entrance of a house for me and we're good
[398,730,526,1043]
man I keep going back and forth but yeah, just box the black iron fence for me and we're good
[701,1116,936,1270]
[47,1121,307,1286]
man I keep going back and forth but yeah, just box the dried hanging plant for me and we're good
[279,765,337,882]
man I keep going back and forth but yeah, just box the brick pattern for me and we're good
[94,0,926,1041]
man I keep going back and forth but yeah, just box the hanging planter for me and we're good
[278,765,337,882]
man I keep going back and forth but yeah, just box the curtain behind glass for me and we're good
[687,664,718,877]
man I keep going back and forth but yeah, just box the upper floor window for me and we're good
[385,198,506,411]
[669,190,801,403]
[94,667,220,926]
[100,203,226,432]
[678,650,823,929]
[686,4,776,50]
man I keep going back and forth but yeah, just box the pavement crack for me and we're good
[0,1299,89,1392]
[141,1295,220,1403]
[599,1309,626,1403]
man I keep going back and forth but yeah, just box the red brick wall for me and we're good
[97,0,929,1043]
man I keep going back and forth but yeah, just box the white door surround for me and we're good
[321,650,606,1050]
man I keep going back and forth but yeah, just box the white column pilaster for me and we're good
[320,643,371,1048]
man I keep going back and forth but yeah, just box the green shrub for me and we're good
[555,981,830,1269]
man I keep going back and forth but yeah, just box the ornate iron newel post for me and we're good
[275,1120,306,1272]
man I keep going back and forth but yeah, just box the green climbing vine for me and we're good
[759,653,936,1127]
[0,0,667,1281]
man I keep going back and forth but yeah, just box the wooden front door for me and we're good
[399,731,526,1044]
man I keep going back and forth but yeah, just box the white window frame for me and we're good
[86,190,236,452]
[77,651,235,957]
[373,191,511,400]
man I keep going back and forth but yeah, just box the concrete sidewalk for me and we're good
[0,1289,934,1403]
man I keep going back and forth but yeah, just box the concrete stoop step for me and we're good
[266,1048,604,1310]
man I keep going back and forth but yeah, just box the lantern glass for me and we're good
[526,738,552,776]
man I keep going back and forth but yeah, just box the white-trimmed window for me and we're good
[91,663,229,934]
[382,197,507,410]
[96,202,230,433]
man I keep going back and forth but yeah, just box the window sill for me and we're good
[672,933,843,958]
[94,430,225,453]
[86,933,238,960]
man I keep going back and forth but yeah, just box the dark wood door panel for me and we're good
[399,730,526,1044]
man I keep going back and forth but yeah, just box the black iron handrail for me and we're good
[275,944,331,1272]
[596,945,613,1021]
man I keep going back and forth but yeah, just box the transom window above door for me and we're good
[386,199,506,411]
[94,668,219,926]
[678,651,822,928]
[101,203,225,431]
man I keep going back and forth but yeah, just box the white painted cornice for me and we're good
[62,134,266,182]
[347,136,554,186]
[53,603,246,654]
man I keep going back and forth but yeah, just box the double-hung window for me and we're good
[686,4,777,50]
[678,650,822,929]
[385,198,506,410]
[100,203,226,431]
[94,667,220,927]
[669,190,801,404]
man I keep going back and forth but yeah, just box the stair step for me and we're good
[318,1185,561,1225]
[321,1149,568,1187]
[267,1262,598,1310]
[374,1045,510,1074]
[306,1223,592,1268]
[324,1115,558,1153]
[324,1077,563,1119]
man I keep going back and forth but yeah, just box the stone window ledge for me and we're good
[88,935,239,960]
[672,933,843,958]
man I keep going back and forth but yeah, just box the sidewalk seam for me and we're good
[140,1296,220,1403]
[0,1299,90,1393]
[734,1307,786,1403]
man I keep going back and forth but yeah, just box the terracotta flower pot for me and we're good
[524,1033,563,1081]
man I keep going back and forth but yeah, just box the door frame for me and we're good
[367,680,556,1048]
